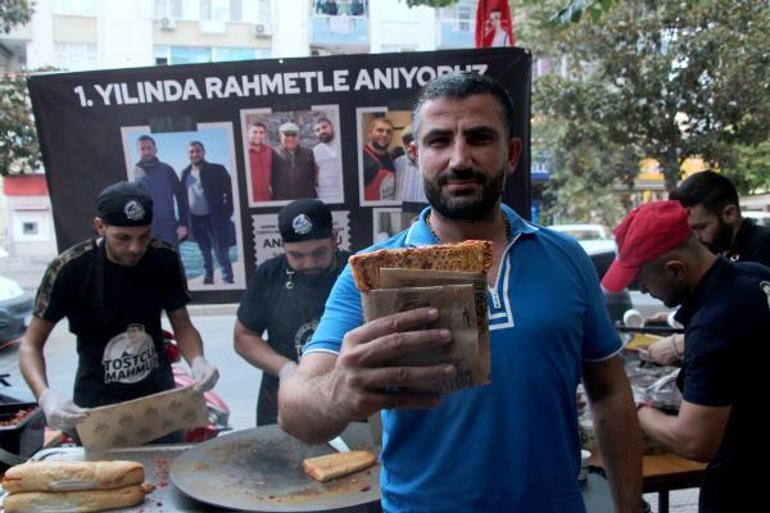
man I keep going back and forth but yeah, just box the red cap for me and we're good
[602,201,691,293]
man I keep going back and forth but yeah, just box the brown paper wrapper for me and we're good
[75,385,208,450]
[361,268,490,393]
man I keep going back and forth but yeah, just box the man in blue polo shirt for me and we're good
[279,72,642,513]
[603,200,769,513]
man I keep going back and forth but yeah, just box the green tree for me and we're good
[0,0,33,33]
[0,71,40,175]
[534,0,770,189]
[1,0,38,175]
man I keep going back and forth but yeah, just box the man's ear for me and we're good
[94,217,106,236]
[506,137,523,175]
[664,260,687,281]
[721,204,739,224]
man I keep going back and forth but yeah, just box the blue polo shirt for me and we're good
[673,257,770,512]
[304,205,622,513]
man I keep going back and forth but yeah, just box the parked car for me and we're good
[0,275,34,350]
[743,211,770,228]
[548,224,671,324]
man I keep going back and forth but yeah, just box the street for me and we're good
[0,310,260,432]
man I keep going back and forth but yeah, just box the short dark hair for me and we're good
[411,72,515,140]
[189,140,205,151]
[368,116,394,132]
[251,121,267,130]
[138,134,156,146]
[315,116,333,127]
[670,171,739,215]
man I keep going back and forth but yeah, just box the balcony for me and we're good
[311,1,369,51]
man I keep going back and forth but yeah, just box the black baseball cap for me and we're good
[96,181,153,226]
[278,199,332,242]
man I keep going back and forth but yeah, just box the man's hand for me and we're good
[647,334,684,366]
[645,311,669,324]
[176,225,188,241]
[324,307,456,422]
[191,356,219,391]
[39,389,88,430]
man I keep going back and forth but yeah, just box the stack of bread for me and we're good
[1,460,154,513]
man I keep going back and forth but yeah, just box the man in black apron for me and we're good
[234,199,349,425]
[19,181,219,439]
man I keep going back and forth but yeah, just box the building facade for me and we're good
[0,0,479,256]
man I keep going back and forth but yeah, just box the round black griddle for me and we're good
[170,423,380,512]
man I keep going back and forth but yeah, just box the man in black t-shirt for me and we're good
[19,181,219,437]
[234,199,349,425]
[648,171,770,364]
[603,200,770,513]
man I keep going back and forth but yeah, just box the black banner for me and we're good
[28,48,531,303]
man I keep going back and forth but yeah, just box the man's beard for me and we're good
[370,140,390,152]
[318,133,333,144]
[661,282,689,308]
[706,217,734,254]
[423,167,505,221]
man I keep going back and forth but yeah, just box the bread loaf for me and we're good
[302,450,377,482]
[349,240,493,291]
[1,461,144,493]
[2,483,154,513]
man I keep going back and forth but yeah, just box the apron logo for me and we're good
[293,319,319,358]
[102,323,158,384]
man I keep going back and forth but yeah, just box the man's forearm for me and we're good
[592,390,643,513]
[19,339,49,399]
[233,327,293,377]
[278,368,349,444]
[638,407,693,459]
[174,325,204,364]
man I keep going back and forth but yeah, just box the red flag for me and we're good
[475,0,515,48]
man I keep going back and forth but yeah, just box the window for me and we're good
[457,4,472,31]
[212,47,257,62]
[258,0,270,23]
[55,43,98,71]
[380,45,417,53]
[154,46,170,65]
[22,222,38,236]
[54,0,98,16]
[155,0,183,19]
[155,45,270,65]
[440,0,475,32]
[170,46,211,64]
[200,0,240,21]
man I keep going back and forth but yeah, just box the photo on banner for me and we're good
[240,105,344,207]
[250,210,351,268]
[372,208,419,243]
[357,107,415,207]
[120,123,246,291]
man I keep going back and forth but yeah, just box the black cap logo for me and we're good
[124,200,146,222]
[292,213,313,235]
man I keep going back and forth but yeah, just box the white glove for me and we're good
[647,334,684,366]
[39,389,88,430]
[191,356,219,392]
